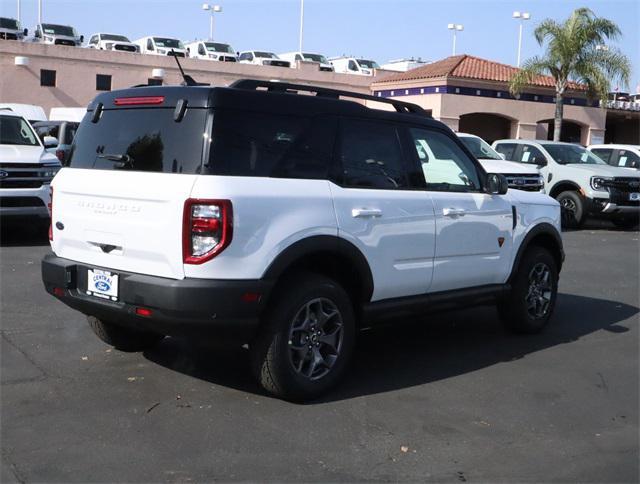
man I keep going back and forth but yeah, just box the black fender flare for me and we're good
[262,235,374,302]
[508,223,564,281]
[549,180,582,199]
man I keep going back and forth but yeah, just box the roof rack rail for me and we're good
[229,79,428,115]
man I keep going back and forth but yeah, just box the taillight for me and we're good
[55,149,65,162]
[48,186,53,241]
[113,96,165,106]
[182,199,232,264]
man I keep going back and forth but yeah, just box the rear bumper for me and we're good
[42,255,273,342]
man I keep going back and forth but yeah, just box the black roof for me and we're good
[88,79,444,129]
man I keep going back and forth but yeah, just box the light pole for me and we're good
[513,11,530,67]
[38,0,42,24]
[298,0,304,53]
[17,0,20,23]
[447,24,463,56]
[202,3,222,41]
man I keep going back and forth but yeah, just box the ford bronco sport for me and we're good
[42,80,564,401]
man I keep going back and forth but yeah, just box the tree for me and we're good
[509,8,631,141]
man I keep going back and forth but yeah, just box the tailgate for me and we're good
[51,168,197,279]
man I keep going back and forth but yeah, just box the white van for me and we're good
[86,33,138,53]
[278,52,334,71]
[0,104,47,124]
[133,36,187,57]
[330,57,380,76]
[49,107,86,123]
[32,22,83,46]
[185,41,237,62]
[238,51,290,68]
[0,17,28,40]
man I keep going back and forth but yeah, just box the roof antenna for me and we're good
[170,50,209,86]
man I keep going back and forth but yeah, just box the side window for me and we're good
[296,54,303,61]
[408,128,481,192]
[494,143,517,160]
[519,144,546,164]
[89,35,98,45]
[147,39,154,51]
[590,148,612,164]
[348,60,358,71]
[208,109,334,179]
[198,43,206,55]
[247,52,254,61]
[617,150,640,168]
[336,118,407,190]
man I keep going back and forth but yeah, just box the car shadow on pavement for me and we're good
[0,219,50,247]
[143,292,638,403]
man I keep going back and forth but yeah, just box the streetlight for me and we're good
[298,0,304,53]
[447,24,463,56]
[37,0,42,24]
[202,3,222,41]
[513,11,531,67]
[17,0,21,23]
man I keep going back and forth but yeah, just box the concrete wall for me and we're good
[0,42,393,115]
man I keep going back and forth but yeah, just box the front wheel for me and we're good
[556,191,585,229]
[250,273,355,401]
[499,246,559,334]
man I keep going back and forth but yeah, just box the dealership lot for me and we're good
[1,221,638,482]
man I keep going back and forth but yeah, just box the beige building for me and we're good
[1,43,637,145]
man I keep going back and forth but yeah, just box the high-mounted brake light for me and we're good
[183,199,233,264]
[48,186,53,241]
[113,96,165,106]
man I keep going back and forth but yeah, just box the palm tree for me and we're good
[510,8,631,141]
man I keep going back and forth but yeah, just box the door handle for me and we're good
[352,208,383,218]
[442,207,466,217]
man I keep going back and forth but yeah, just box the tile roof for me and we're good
[374,54,584,90]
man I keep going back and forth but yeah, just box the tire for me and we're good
[499,246,559,334]
[611,215,639,230]
[250,273,356,401]
[556,191,585,229]
[87,316,164,352]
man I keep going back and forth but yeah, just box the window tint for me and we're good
[96,74,111,91]
[617,149,640,168]
[336,118,407,190]
[89,35,98,44]
[69,108,207,173]
[517,145,547,164]
[0,116,40,146]
[590,148,612,164]
[408,128,480,192]
[541,144,605,165]
[207,110,335,179]
[40,69,56,87]
[494,143,517,160]
[198,44,206,55]
[348,60,358,71]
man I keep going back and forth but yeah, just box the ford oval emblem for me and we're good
[95,281,111,292]
[0,170,8,178]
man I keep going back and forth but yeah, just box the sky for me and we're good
[1,0,638,91]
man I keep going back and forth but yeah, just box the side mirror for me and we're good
[80,35,84,43]
[486,173,508,195]
[23,28,29,36]
[43,136,58,148]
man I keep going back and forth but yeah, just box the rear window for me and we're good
[206,109,335,179]
[68,108,207,173]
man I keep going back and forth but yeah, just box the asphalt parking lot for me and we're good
[1,220,638,483]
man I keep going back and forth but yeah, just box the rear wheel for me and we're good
[88,316,164,352]
[556,191,585,229]
[250,273,355,401]
[499,246,558,334]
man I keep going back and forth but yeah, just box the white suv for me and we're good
[238,51,290,67]
[588,144,640,170]
[42,80,564,401]
[186,41,237,62]
[0,112,60,220]
[86,33,138,53]
[493,139,640,229]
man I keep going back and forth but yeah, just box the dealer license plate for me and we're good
[87,269,119,301]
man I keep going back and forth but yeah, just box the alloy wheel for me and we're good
[525,262,553,319]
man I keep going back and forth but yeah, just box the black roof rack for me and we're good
[230,79,429,115]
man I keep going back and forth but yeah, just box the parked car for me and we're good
[49,107,86,123]
[588,144,640,170]
[32,22,83,46]
[493,139,640,229]
[31,120,79,164]
[330,56,380,75]
[457,133,544,192]
[186,40,237,62]
[133,36,187,57]
[0,17,28,40]
[278,52,334,71]
[42,79,564,401]
[86,33,138,52]
[0,112,60,221]
[238,51,290,67]
[0,103,47,124]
